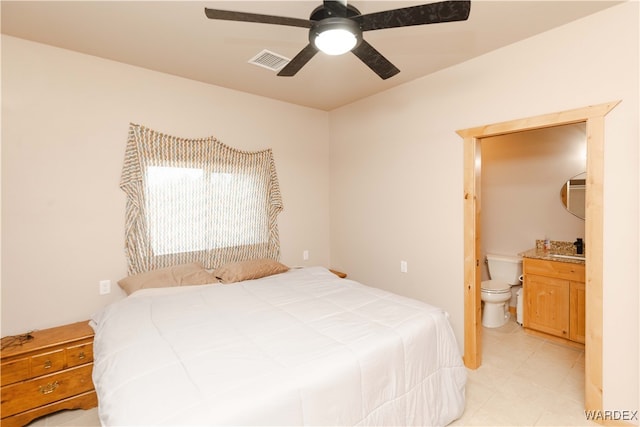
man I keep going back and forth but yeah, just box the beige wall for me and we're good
[1,35,331,336]
[329,2,638,418]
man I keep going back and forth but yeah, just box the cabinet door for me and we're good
[569,281,586,344]
[524,274,570,338]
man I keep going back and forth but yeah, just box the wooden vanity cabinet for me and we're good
[523,258,585,344]
[569,281,586,343]
[525,273,570,338]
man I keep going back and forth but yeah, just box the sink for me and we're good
[550,254,585,260]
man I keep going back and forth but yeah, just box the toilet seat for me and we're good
[481,279,511,294]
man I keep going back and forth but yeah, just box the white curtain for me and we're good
[120,124,283,275]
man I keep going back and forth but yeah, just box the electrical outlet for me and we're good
[400,260,408,273]
[99,280,111,295]
[303,250,309,261]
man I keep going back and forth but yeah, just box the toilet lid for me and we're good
[481,280,511,293]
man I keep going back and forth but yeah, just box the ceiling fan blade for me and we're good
[351,40,400,80]
[277,44,318,77]
[204,8,312,29]
[356,0,471,32]
[323,0,348,18]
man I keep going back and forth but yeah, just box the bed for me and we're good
[90,266,466,426]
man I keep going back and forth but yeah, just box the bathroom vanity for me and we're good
[520,247,585,345]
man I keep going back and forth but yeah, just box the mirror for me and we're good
[560,172,586,219]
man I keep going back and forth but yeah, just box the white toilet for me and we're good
[481,254,523,328]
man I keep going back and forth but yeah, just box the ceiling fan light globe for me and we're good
[314,29,357,55]
[310,18,362,56]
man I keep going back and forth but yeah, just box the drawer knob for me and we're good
[39,381,59,395]
[43,360,52,369]
[78,351,86,360]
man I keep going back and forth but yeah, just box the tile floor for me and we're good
[451,317,596,426]
[29,318,595,426]
[27,405,99,427]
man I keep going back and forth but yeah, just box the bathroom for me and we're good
[480,122,586,329]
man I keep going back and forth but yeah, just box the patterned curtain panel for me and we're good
[121,124,283,275]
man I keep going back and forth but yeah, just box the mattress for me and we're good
[90,266,466,426]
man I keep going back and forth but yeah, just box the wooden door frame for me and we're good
[457,101,620,413]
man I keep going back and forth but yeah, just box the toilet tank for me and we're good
[486,254,523,285]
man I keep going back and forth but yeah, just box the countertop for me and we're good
[519,247,586,265]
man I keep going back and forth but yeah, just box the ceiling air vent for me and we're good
[248,49,290,72]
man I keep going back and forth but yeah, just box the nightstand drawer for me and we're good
[0,364,94,417]
[66,342,93,368]
[31,349,65,377]
[1,358,30,385]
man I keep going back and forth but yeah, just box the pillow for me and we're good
[213,258,289,284]
[118,262,216,295]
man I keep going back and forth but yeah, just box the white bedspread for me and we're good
[91,267,466,426]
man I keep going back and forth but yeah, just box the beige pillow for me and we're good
[118,262,216,295]
[213,258,289,284]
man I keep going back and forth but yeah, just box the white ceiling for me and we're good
[1,1,621,111]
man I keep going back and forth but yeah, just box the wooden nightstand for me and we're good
[329,269,347,278]
[1,321,97,427]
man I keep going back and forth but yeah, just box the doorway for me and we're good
[481,123,586,329]
[457,101,619,414]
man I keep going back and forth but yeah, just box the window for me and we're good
[121,124,283,275]
[145,166,269,255]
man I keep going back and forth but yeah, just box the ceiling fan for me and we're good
[204,0,471,80]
